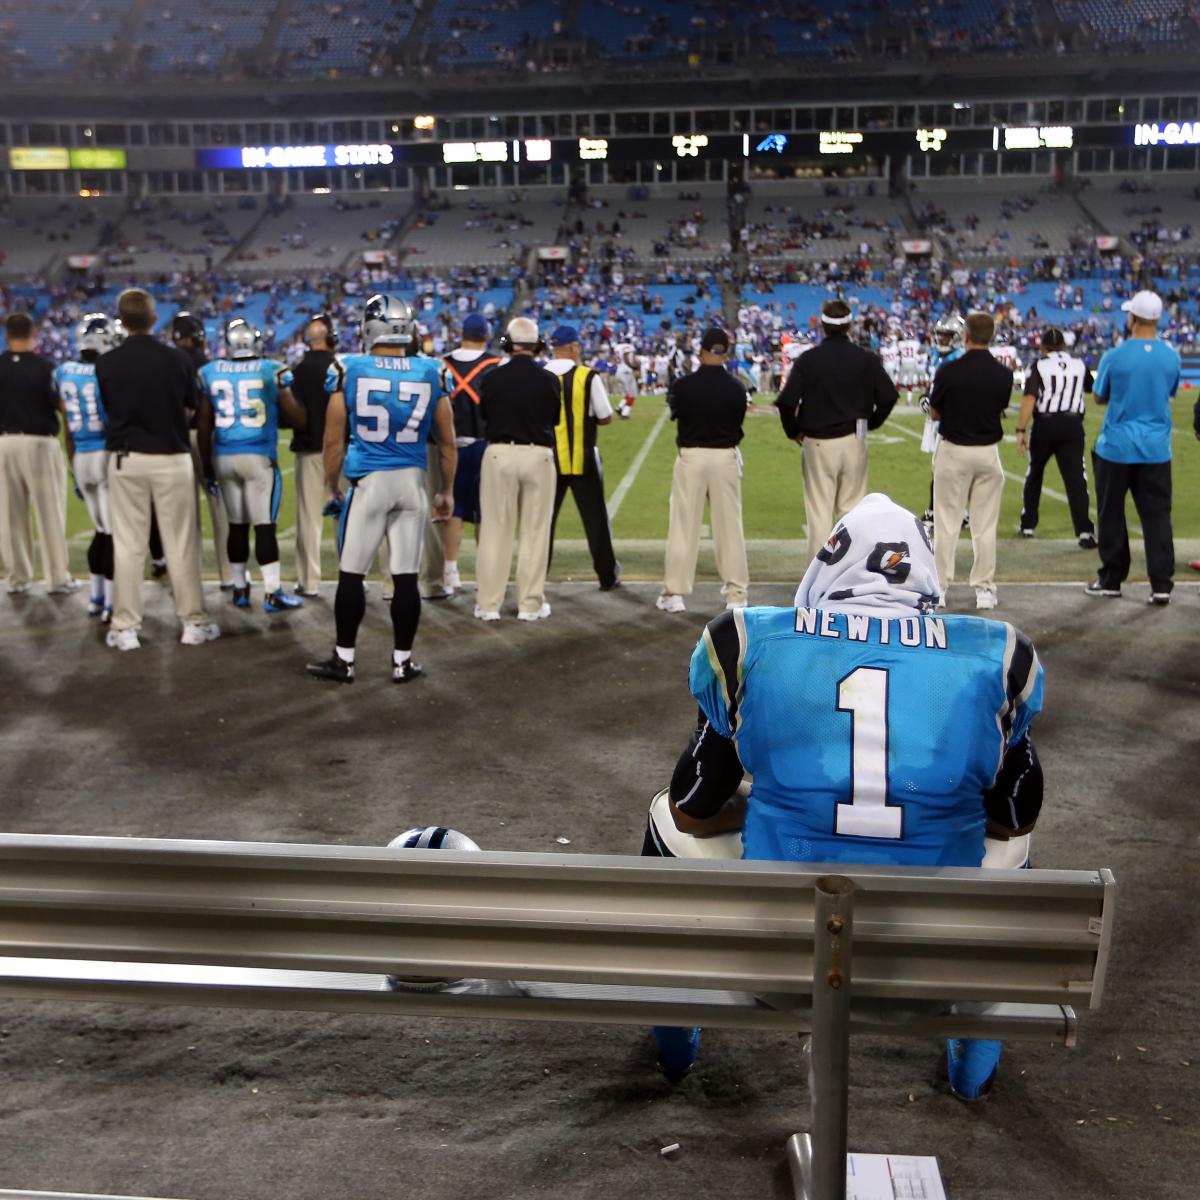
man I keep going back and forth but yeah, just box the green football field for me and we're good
[61,393,1200,583]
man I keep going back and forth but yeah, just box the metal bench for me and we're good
[0,833,1116,1200]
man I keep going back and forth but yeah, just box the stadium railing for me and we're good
[0,833,1115,1200]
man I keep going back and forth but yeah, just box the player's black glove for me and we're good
[204,471,220,498]
[322,495,345,518]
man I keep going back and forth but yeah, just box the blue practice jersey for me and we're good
[690,606,1044,869]
[928,345,964,375]
[198,358,293,459]
[54,360,107,453]
[326,353,445,479]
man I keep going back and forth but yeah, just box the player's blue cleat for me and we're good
[653,1026,701,1083]
[947,1038,1002,1100]
[264,589,304,613]
[231,586,251,608]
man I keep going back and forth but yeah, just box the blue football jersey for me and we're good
[690,606,1044,869]
[54,361,107,453]
[198,358,293,458]
[326,353,444,479]
[928,345,963,375]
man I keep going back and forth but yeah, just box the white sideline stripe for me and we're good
[607,406,670,519]
[885,416,1142,536]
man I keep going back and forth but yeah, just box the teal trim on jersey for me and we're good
[929,346,964,374]
[326,353,445,479]
[54,361,107,453]
[199,358,293,460]
[689,606,1043,870]
[270,462,282,524]
[1093,338,1180,463]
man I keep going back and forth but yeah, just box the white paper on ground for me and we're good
[846,1153,948,1200]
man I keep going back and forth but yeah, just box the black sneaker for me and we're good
[392,659,424,684]
[232,585,251,609]
[307,652,354,683]
[1147,592,1171,607]
[1077,532,1097,549]
[1084,581,1120,598]
[151,560,168,579]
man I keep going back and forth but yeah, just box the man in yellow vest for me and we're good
[544,326,621,590]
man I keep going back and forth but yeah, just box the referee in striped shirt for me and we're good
[1016,328,1096,548]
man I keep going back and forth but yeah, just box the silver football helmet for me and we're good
[388,826,481,852]
[74,313,125,356]
[361,293,415,350]
[224,318,263,360]
[386,826,480,991]
[932,312,965,353]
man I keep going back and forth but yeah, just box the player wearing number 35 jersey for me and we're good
[197,319,308,614]
[306,294,456,685]
[645,492,1045,1101]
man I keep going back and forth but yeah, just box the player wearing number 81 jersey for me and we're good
[306,294,456,685]
[645,493,1045,1100]
[197,320,308,613]
[56,313,125,620]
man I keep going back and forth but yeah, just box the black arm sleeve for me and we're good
[669,706,745,819]
[776,358,804,438]
[982,734,1043,832]
[1024,360,1044,400]
[1083,368,1094,395]
[867,357,899,430]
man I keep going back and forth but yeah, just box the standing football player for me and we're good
[306,295,456,685]
[196,319,307,614]
[56,313,124,621]
[171,311,232,589]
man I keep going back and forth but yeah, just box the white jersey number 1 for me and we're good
[835,667,903,839]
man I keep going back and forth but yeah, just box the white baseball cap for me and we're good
[1120,290,1163,322]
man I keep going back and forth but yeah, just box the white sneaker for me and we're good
[421,585,454,600]
[975,589,998,610]
[6,581,31,595]
[517,603,551,622]
[473,605,501,622]
[48,578,81,594]
[656,593,686,613]
[444,565,461,590]
[180,622,221,645]
[105,628,140,652]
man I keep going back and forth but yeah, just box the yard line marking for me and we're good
[885,416,1137,535]
[608,405,670,519]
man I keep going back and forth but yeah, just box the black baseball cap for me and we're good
[701,327,730,353]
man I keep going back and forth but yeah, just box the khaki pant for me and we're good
[189,430,231,583]
[933,440,1004,593]
[294,451,326,592]
[419,441,445,591]
[663,446,749,605]
[801,433,868,563]
[0,434,70,589]
[109,452,207,632]
[475,443,555,614]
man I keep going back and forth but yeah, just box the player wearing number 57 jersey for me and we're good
[197,320,308,614]
[645,493,1045,1101]
[306,294,456,685]
[56,313,125,621]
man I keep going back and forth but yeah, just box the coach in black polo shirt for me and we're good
[929,311,1013,610]
[0,312,73,594]
[777,298,897,562]
[473,317,562,621]
[658,327,749,614]
[290,316,338,595]
[96,288,217,650]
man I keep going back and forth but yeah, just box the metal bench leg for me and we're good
[788,874,855,1200]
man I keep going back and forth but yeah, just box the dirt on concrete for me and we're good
[0,579,1197,1200]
